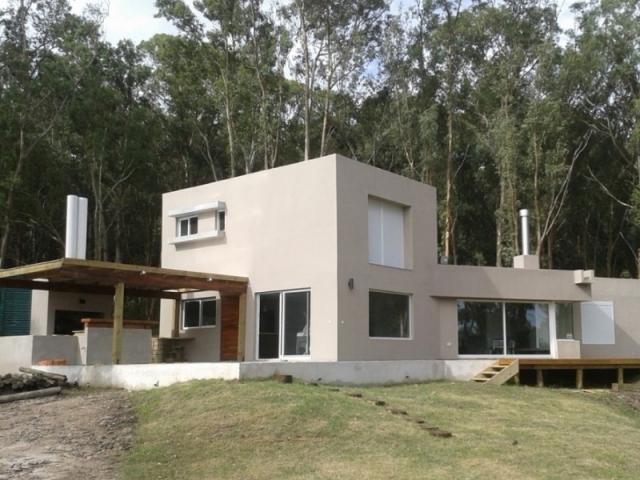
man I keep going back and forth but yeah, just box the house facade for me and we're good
[160,154,640,363]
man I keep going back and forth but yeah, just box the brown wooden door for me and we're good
[220,296,239,361]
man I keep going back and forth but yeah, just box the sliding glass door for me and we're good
[458,300,553,356]
[258,290,310,359]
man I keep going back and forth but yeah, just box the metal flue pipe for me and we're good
[519,209,530,256]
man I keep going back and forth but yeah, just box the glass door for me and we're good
[282,291,310,356]
[257,290,310,359]
[258,293,280,359]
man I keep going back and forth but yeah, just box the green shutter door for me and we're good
[0,288,32,336]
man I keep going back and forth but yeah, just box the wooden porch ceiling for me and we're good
[0,258,248,299]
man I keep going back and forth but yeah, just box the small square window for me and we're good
[369,291,410,338]
[178,216,198,237]
[183,298,217,329]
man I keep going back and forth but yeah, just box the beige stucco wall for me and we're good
[430,266,640,360]
[159,153,640,363]
[334,157,439,360]
[161,155,340,361]
[579,278,640,358]
[172,290,221,362]
[30,289,114,335]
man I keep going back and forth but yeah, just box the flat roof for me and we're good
[0,258,248,300]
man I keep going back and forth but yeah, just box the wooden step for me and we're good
[471,360,519,385]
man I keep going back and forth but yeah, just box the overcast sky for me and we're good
[1,0,577,46]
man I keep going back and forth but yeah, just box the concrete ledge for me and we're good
[37,363,241,390]
[36,360,495,390]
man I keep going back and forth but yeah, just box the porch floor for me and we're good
[510,358,640,388]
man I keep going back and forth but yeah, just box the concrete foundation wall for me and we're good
[0,336,34,374]
[37,360,494,390]
[37,363,241,390]
[31,335,80,366]
[82,328,151,365]
[0,335,79,374]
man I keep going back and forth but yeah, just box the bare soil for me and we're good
[0,389,136,480]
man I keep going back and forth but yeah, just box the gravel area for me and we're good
[0,389,136,480]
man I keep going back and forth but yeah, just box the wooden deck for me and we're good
[507,358,640,388]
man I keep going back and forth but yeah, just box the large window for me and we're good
[458,301,552,355]
[369,291,411,338]
[183,298,216,329]
[368,197,405,268]
[257,290,310,359]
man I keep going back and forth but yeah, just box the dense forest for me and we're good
[0,0,639,278]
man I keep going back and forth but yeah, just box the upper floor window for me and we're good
[368,197,405,268]
[179,216,198,237]
[168,201,226,245]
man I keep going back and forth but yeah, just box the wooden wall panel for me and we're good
[220,296,240,361]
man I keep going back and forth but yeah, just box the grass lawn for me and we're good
[123,380,640,480]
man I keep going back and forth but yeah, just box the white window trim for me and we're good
[368,289,412,340]
[169,201,226,218]
[182,297,218,330]
[169,201,227,245]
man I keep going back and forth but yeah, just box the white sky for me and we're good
[0,0,577,46]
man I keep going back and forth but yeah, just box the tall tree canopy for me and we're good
[1,0,639,280]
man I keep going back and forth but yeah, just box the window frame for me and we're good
[368,290,412,340]
[182,297,217,330]
[177,215,198,237]
[457,299,558,358]
[255,288,311,360]
[368,197,406,269]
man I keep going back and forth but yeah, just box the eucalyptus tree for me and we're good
[561,0,640,275]
[280,0,389,160]
[471,0,560,266]
[0,0,103,267]
[155,0,290,177]
[61,39,163,263]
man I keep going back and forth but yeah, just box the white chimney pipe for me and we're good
[77,197,88,260]
[519,209,530,256]
[65,195,88,259]
[65,195,79,258]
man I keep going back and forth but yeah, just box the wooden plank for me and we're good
[111,282,125,365]
[237,293,246,362]
[518,359,640,367]
[576,369,583,389]
[0,259,64,279]
[220,296,239,361]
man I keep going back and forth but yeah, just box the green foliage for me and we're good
[1,0,639,277]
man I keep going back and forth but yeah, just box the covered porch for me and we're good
[0,258,248,366]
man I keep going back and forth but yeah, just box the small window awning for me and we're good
[0,258,248,299]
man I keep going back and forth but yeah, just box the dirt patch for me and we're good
[0,389,136,480]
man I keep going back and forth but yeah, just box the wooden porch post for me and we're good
[237,293,246,362]
[111,282,125,365]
